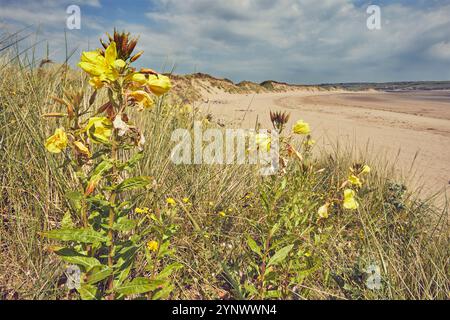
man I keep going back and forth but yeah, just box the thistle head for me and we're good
[101,29,139,61]
[270,110,290,132]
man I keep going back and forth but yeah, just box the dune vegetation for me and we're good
[0,30,448,300]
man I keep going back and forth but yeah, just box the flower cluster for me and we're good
[45,30,171,158]
[317,163,371,219]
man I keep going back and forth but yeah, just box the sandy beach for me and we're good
[200,89,450,200]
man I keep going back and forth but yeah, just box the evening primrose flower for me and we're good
[78,41,126,85]
[147,74,171,96]
[348,175,362,187]
[343,189,359,210]
[45,128,68,153]
[254,133,271,152]
[292,120,311,135]
[129,90,154,110]
[129,73,147,87]
[166,197,176,206]
[85,117,113,144]
[318,203,330,219]
[147,240,159,252]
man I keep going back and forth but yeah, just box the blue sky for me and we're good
[1,0,450,84]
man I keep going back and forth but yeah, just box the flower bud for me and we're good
[130,51,144,62]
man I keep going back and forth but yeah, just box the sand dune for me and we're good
[199,89,450,199]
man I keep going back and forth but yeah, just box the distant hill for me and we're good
[168,73,336,103]
[168,73,450,103]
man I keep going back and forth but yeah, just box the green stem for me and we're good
[106,132,118,298]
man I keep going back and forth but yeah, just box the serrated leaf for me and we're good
[246,235,262,257]
[85,265,113,284]
[115,176,150,192]
[54,248,101,271]
[42,228,108,244]
[267,244,294,267]
[115,277,164,296]
[78,283,99,300]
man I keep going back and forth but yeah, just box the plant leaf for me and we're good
[85,265,113,284]
[91,159,113,177]
[78,283,99,300]
[112,217,138,232]
[54,247,101,271]
[156,262,183,280]
[65,191,83,211]
[267,244,294,267]
[115,277,164,296]
[115,176,150,192]
[61,211,75,229]
[246,235,262,257]
[41,228,108,244]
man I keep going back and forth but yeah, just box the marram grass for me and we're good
[0,31,448,300]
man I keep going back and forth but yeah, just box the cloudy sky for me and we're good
[1,0,449,84]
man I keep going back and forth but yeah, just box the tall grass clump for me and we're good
[0,30,448,300]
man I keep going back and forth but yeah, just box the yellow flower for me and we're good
[85,117,113,144]
[78,41,126,84]
[166,197,176,206]
[147,240,159,252]
[73,141,91,157]
[318,203,330,219]
[182,197,190,204]
[343,189,359,210]
[88,76,104,89]
[147,74,171,96]
[361,165,371,174]
[135,207,150,214]
[292,120,311,135]
[131,72,147,84]
[129,90,154,110]
[218,211,226,217]
[348,175,362,187]
[254,133,271,152]
[45,128,68,153]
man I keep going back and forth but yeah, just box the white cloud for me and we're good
[137,0,450,82]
